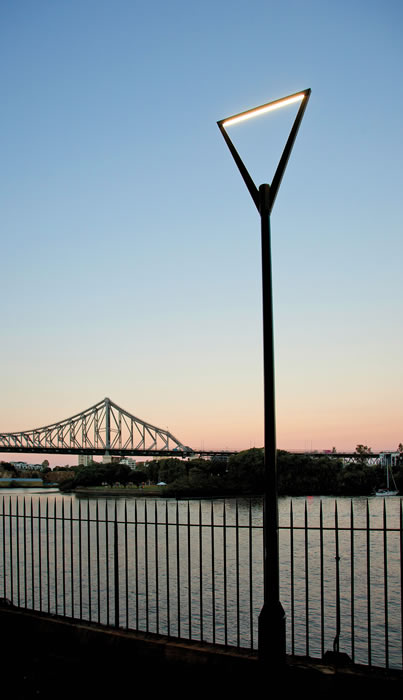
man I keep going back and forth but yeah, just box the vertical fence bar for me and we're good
[366,499,372,666]
[400,500,403,670]
[1,498,5,599]
[211,500,216,645]
[290,500,295,655]
[319,500,324,657]
[8,497,13,604]
[304,500,309,656]
[38,498,42,612]
[155,501,160,635]
[114,501,119,629]
[248,499,253,649]
[61,498,66,617]
[16,497,20,608]
[383,499,389,668]
[106,501,110,626]
[235,499,240,648]
[70,499,74,617]
[78,500,82,620]
[350,499,355,663]
[223,499,228,647]
[53,498,58,615]
[87,501,92,622]
[22,496,27,609]
[31,498,35,610]
[176,500,180,638]
[334,501,340,654]
[46,499,50,614]
[124,501,129,630]
[187,501,191,639]
[144,500,149,632]
[235,499,241,647]
[21,497,25,608]
[1,496,5,599]
[96,500,100,624]
[165,500,170,636]
[199,501,203,641]
[134,500,139,630]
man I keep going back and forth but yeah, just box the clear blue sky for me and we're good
[1,0,402,462]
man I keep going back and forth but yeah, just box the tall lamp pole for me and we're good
[217,89,311,664]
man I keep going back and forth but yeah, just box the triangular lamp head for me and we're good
[218,89,311,213]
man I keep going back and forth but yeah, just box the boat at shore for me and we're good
[375,462,399,496]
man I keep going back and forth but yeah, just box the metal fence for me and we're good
[279,497,403,669]
[0,494,402,670]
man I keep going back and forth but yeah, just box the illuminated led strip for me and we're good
[222,93,305,128]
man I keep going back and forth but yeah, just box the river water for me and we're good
[0,491,401,669]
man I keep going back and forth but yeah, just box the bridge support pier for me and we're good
[78,455,92,467]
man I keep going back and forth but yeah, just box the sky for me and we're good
[1,0,402,464]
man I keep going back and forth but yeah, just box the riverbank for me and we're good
[69,485,262,498]
[73,485,167,496]
[65,484,403,499]
[0,478,44,488]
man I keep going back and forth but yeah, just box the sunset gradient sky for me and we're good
[1,1,402,464]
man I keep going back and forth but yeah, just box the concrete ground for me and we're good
[1,604,401,699]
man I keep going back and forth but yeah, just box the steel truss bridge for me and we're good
[0,398,205,459]
[0,397,394,465]
[290,452,396,467]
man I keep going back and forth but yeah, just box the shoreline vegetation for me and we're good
[3,446,401,498]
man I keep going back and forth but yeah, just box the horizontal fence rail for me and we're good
[0,494,402,671]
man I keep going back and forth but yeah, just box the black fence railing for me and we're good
[279,497,403,669]
[0,494,402,671]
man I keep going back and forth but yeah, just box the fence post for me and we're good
[114,502,119,629]
[322,500,351,667]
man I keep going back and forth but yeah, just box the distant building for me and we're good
[77,455,92,467]
[11,461,44,471]
[379,452,400,467]
[119,457,137,469]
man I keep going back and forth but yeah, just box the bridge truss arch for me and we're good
[0,398,193,457]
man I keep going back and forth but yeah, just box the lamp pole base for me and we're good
[258,600,286,665]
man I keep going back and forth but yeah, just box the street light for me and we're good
[217,89,311,664]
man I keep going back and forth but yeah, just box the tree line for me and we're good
[159,448,403,497]
[50,444,403,496]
